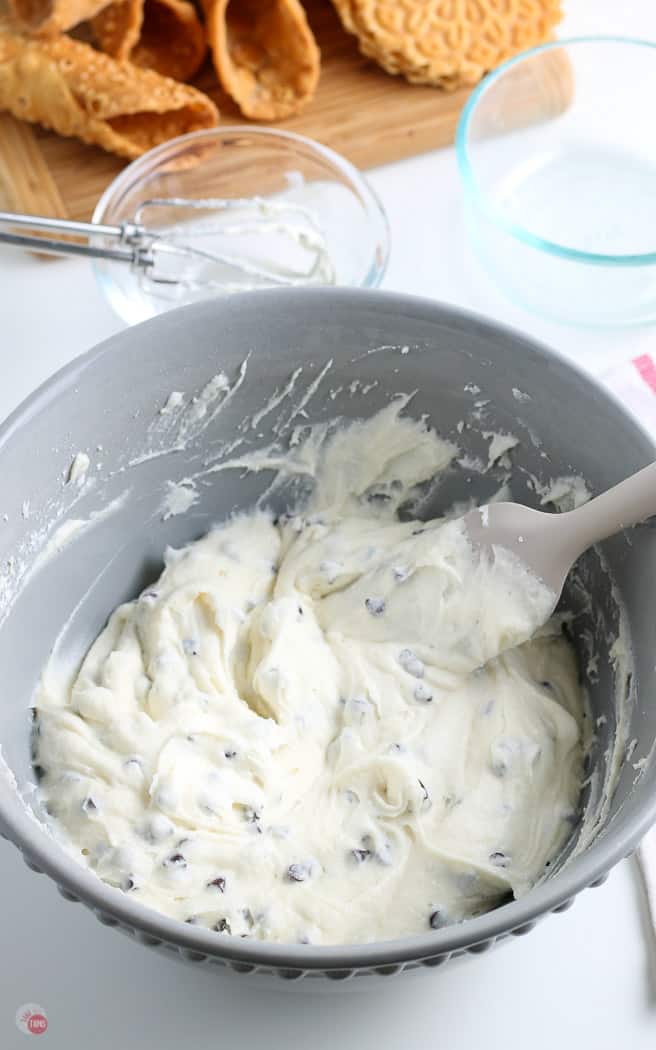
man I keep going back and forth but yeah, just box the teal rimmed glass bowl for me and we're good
[456,37,656,327]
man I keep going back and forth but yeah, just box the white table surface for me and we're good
[2,1,656,1046]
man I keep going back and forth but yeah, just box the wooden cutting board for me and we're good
[0,0,571,222]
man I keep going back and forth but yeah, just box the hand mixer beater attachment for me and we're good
[0,194,336,297]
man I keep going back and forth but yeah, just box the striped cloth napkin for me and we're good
[601,353,656,937]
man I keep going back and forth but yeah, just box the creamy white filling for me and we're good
[35,407,583,946]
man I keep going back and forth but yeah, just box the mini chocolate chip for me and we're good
[489,851,510,868]
[350,848,371,864]
[429,910,446,930]
[242,806,262,832]
[366,490,392,505]
[29,720,40,761]
[412,527,426,536]
[365,597,386,616]
[491,757,507,778]
[540,680,553,690]
[298,606,304,616]
[33,764,46,781]
[224,749,237,759]
[81,796,97,813]
[414,683,433,703]
[207,876,226,892]
[184,917,197,924]
[121,875,136,891]
[398,648,424,678]
[214,918,231,934]
[287,862,312,882]
[164,852,187,869]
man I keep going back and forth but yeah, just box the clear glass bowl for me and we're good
[456,37,656,327]
[93,127,389,325]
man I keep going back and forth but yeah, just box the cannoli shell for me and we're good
[93,0,206,83]
[204,0,320,120]
[0,23,219,159]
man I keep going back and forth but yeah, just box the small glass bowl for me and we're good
[93,127,389,325]
[456,37,656,327]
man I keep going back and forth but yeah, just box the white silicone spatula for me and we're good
[464,461,656,601]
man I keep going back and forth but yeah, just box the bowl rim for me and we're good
[456,35,656,268]
[1,287,655,972]
[91,125,391,308]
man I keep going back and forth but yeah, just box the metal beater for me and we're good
[0,196,336,293]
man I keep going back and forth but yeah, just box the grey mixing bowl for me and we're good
[0,289,655,981]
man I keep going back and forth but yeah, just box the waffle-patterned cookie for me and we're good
[332,0,562,89]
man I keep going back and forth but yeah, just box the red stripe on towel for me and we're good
[633,354,656,394]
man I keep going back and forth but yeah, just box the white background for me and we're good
[1,1,656,1046]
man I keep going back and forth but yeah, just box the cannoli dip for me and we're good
[35,403,584,945]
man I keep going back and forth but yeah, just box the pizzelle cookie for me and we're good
[204,0,320,120]
[93,0,207,83]
[331,0,562,89]
[0,22,218,158]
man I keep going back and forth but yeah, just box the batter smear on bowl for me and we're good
[34,402,584,945]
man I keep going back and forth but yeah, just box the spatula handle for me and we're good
[564,460,656,554]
